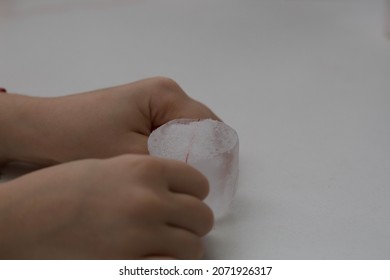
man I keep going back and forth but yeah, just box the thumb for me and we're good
[147,78,221,130]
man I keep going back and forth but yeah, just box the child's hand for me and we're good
[0,154,213,259]
[0,77,220,165]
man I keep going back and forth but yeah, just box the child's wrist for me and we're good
[0,93,57,165]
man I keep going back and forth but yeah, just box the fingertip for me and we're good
[163,158,210,200]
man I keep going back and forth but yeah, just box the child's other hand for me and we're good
[0,154,213,259]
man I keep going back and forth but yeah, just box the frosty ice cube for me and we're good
[147,119,239,218]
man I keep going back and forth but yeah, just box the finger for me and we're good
[154,95,222,129]
[124,132,149,154]
[144,226,204,260]
[142,77,222,128]
[167,193,214,236]
[159,158,209,200]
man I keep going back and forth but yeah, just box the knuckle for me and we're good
[132,190,166,216]
[149,77,188,109]
[121,155,164,177]
[159,89,185,110]
[150,76,181,92]
[137,156,164,174]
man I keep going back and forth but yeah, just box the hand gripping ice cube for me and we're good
[147,119,239,218]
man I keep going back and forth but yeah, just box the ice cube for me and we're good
[148,119,239,218]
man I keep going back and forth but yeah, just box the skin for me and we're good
[0,77,220,259]
[0,77,220,165]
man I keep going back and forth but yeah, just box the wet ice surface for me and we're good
[148,119,239,219]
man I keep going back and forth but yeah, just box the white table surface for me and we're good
[1,0,389,259]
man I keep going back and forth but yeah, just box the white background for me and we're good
[1,0,389,259]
